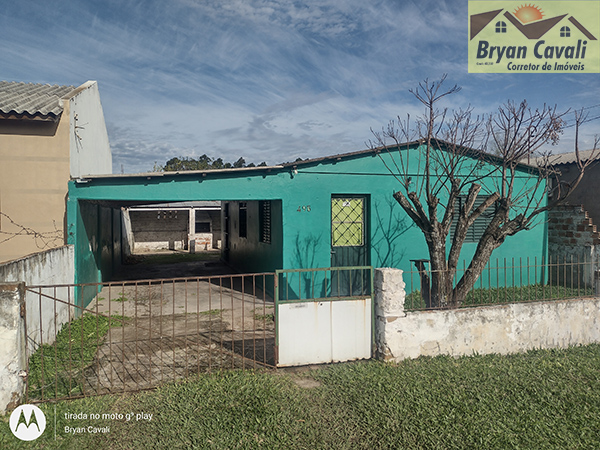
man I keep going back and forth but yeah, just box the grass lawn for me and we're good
[3,344,600,449]
[27,314,127,401]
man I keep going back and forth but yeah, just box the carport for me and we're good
[67,165,287,302]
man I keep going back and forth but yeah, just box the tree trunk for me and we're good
[452,234,502,304]
[424,229,453,308]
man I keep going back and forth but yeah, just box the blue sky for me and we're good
[2,0,599,173]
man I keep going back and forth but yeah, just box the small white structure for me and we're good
[123,201,221,253]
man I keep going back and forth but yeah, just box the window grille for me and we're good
[259,201,271,244]
[450,195,496,243]
[331,198,364,247]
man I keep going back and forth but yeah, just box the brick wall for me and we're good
[549,205,600,247]
[548,205,599,286]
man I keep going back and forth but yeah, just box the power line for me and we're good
[581,103,600,111]
[563,114,600,129]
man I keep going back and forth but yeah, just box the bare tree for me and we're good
[369,76,598,308]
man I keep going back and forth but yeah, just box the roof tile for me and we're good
[0,81,76,119]
[544,149,600,165]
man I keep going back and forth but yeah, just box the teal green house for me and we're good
[67,141,548,303]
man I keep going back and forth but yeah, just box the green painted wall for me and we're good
[68,143,547,295]
[67,198,123,306]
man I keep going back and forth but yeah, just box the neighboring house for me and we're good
[122,201,222,253]
[0,81,112,264]
[68,140,548,304]
[545,149,600,285]
[548,149,600,224]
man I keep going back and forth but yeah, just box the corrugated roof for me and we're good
[282,138,539,170]
[544,149,600,165]
[77,138,540,181]
[77,164,285,180]
[0,81,76,120]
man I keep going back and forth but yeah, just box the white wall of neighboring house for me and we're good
[125,204,222,253]
[130,209,189,252]
[66,81,112,177]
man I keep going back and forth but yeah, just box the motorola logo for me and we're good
[9,404,46,441]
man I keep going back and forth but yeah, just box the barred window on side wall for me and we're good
[260,200,271,244]
[450,195,496,243]
[239,202,248,238]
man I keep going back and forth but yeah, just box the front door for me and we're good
[331,196,369,296]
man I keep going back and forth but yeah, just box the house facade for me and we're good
[0,81,112,263]
[67,141,548,305]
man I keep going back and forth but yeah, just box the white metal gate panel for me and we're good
[275,267,373,367]
[277,298,371,366]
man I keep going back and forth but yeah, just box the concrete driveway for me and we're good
[80,252,276,395]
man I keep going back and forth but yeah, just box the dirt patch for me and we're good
[291,377,321,389]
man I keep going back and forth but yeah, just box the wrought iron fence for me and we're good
[277,266,373,301]
[404,256,596,310]
[24,272,276,403]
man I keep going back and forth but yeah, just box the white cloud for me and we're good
[2,0,599,174]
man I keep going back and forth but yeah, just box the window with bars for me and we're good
[259,200,271,244]
[450,195,496,243]
[331,197,364,247]
[239,202,247,238]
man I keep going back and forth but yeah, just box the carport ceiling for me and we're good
[80,199,195,208]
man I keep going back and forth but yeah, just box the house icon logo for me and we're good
[468,1,600,73]
[9,404,46,441]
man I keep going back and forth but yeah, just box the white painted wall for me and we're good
[0,246,75,350]
[121,208,134,257]
[67,81,112,177]
[130,209,189,251]
[375,268,600,361]
[0,283,26,414]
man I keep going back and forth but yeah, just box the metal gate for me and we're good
[23,273,276,403]
[275,266,373,367]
